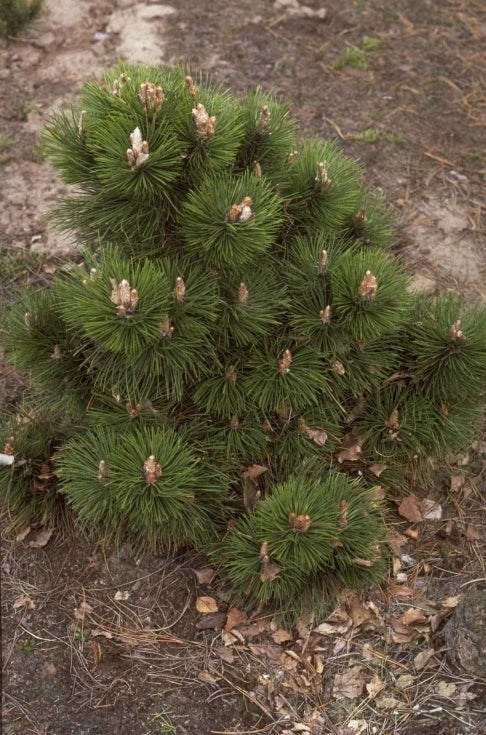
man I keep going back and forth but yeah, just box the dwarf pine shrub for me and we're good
[1,63,486,621]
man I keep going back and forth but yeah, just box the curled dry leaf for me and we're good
[195,595,218,614]
[28,528,54,548]
[224,606,248,632]
[191,567,215,585]
[15,526,31,542]
[90,628,113,639]
[242,464,268,479]
[398,495,422,522]
[441,595,461,609]
[90,642,103,672]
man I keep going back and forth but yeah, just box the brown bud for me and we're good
[229,415,240,430]
[320,305,332,324]
[110,278,139,316]
[278,349,292,375]
[174,276,186,303]
[3,442,15,456]
[315,161,332,193]
[97,459,109,482]
[289,512,312,532]
[287,150,298,163]
[112,73,130,96]
[78,110,87,137]
[317,249,328,275]
[184,75,198,97]
[24,312,32,330]
[227,196,253,224]
[252,160,262,177]
[358,270,378,301]
[353,208,368,227]
[338,499,348,529]
[237,282,249,304]
[126,127,149,169]
[449,320,465,341]
[258,105,271,134]
[90,268,98,280]
[331,358,345,376]
[226,365,237,384]
[386,408,399,431]
[143,455,162,485]
[160,316,174,339]
[192,103,216,140]
[51,344,62,359]
[139,82,164,111]
[259,541,280,582]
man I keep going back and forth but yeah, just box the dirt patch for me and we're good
[2,0,486,734]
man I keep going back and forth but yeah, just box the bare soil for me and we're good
[1,1,486,734]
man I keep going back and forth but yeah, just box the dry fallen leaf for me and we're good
[28,528,54,548]
[337,442,363,463]
[272,627,293,644]
[239,619,267,637]
[436,680,456,697]
[195,596,218,614]
[369,463,387,477]
[74,601,93,621]
[90,628,113,639]
[198,670,220,683]
[15,526,31,543]
[195,612,227,630]
[465,524,480,541]
[191,567,215,585]
[224,606,248,632]
[441,595,461,609]
[420,498,442,520]
[347,720,367,734]
[396,674,414,689]
[333,665,365,699]
[314,621,350,636]
[90,642,103,672]
[214,645,235,663]
[242,464,268,479]
[387,528,409,555]
[400,607,428,626]
[366,672,385,699]
[450,474,464,493]
[376,695,404,711]
[398,495,422,522]
[114,590,130,601]
[413,648,436,671]
[13,595,35,611]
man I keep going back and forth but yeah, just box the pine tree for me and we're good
[2,62,486,620]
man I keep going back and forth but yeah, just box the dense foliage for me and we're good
[2,63,486,621]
